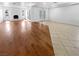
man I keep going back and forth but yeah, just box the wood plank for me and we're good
[0,20,55,56]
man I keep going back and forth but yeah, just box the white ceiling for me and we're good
[0,2,78,8]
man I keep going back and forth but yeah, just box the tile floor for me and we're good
[42,21,79,56]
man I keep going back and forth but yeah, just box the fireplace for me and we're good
[13,15,19,19]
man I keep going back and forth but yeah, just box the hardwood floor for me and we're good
[0,20,54,56]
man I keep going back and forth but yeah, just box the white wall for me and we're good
[0,6,49,22]
[0,8,3,22]
[49,4,79,26]
[3,7,26,21]
[2,6,49,21]
[29,7,49,21]
[29,7,40,20]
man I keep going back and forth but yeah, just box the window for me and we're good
[40,10,45,19]
[26,9,28,19]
